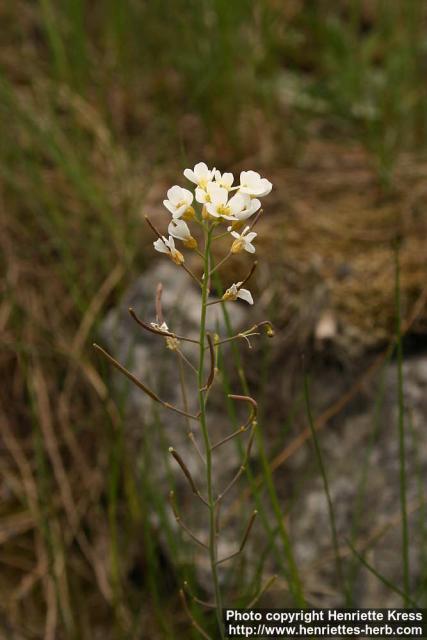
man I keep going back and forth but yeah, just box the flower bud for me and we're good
[265,323,275,338]
[231,239,244,254]
[170,249,185,265]
[183,236,198,250]
[222,289,238,302]
[166,336,180,351]
[183,206,195,221]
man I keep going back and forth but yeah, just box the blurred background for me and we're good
[1,1,427,638]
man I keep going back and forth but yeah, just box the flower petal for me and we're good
[167,185,183,204]
[228,193,244,215]
[183,168,196,183]
[194,162,209,178]
[258,179,273,196]
[245,232,257,242]
[168,219,190,240]
[209,184,228,206]
[181,187,194,204]
[163,200,176,215]
[153,238,169,254]
[195,187,208,203]
[237,288,254,305]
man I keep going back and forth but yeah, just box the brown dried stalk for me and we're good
[169,448,208,506]
[128,307,200,345]
[200,333,215,391]
[183,581,216,609]
[216,510,258,565]
[211,424,250,451]
[246,575,278,608]
[155,282,164,324]
[215,426,256,505]
[93,343,200,421]
[228,394,258,424]
[211,392,258,450]
[179,589,213,640]
[240,260,258,288]
[169,491,208,550]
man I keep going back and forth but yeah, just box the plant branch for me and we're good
[200,333,216,391]
[211,425,250,451]
[155,283,164,324]
[183,581,216,609]
[179,589,212,640]
[213,321,273,348]
[209,251,231,277]
[215,427,255,505]
[169,491,208,549]
[216,510,258,564]
[93,343,200,420]
[176,352,205,464]
[228,394,258,427]
[169,448,209,506]
[239,260,258,288]
[246,575,278,608]
[128,307,200,344]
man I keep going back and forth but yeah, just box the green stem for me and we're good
[304,372,348,602]
[395,244,410,606]
[198,225,225,638]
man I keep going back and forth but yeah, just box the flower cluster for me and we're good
[153,162,272,305]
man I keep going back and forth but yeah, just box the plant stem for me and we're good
[304,372,348,602]
[395,244,410,606]
[198,224,225,638]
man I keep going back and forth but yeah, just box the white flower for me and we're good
[228,225,257,254]
[168,219,197,249]
[150,321,169,332]
[163,186,194,219]
[195,183,213,204]
[238,171,272,197]
[195,173,234,205]
[214,170,234,190]
[205,184,245,221]
[183,162,215,189]
[153,235,184,265]
[222,282,254,305]
[233,193,261,221]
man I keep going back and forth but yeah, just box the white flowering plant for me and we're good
[95,163,275,638]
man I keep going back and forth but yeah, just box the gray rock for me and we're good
[285,355,427,607]
[100,261,427,606]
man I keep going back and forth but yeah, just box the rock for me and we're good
[100,261,427,606]
[283,354,427,607]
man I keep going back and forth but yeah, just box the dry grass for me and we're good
[257,140,427,355]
